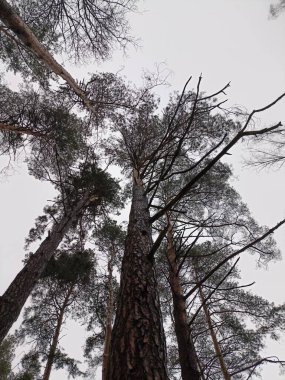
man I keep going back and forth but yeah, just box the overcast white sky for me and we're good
[1,0,285,379]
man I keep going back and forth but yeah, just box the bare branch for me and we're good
[188,258,240,326]
[184,218,285,300]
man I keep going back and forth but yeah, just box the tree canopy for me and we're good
[0,1,285,379]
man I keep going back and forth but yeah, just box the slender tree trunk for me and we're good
[102,247,115,380]
[109,171,168,379]
[198,285,231,380]
[0,0,94,112]
[42,284,74,380]
[196,354,207,380]
[166,217,200,380]
[0,192,90,343]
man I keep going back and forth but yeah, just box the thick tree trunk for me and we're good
[0,192,90,343]
[0,0,93,112]
[102,247,115,380]
[109,173,168,379]
[42,285,74,380]
[198,285,231,380]
[166,218,200,380]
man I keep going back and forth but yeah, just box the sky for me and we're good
[1,0,285,379]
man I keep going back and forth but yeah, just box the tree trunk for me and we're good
[109,172,168,379]
[42,284,74,380]
[0,0,94,112]
[0,192,90,343]
[198,285,231,380]
[196,354,207,380]
[102,246,115,380]
[166,217,200,380]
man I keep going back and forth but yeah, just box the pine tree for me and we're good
[103,78,285,378]
[152,154,285,379]
[13,248,98,379]
[0,336,15,380]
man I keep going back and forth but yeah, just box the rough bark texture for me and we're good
[102,247,115,380]
[198,285,231,380]
[0,192,90,343]
[166,218,200,380]
[109,175,168,380]
[0,0,94,112]
[42,284,74,380]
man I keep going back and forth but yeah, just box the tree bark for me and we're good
[109,172,168,379]
[42,284,74,380]
[166,217,200,380]
[102,246,115,380]
[0,0,94,112]
[198,285,231,380]
[0,192,90,343]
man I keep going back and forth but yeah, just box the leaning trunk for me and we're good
[0,192,90,343]
[166,217,200,380]
[0,0,93,111]
[42,284,74,380]
[198,284,231,380]
[102,247,115,380]
[109,172,168,379]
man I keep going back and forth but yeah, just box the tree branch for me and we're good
[0,122,45,137]
[0,0,95,113]
[188,258,240,326]
[150,112,284,223]
[184,218,285,300]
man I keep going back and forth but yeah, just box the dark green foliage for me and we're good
[69,163,120,204]
[42,249,93,283]
[49,351,85,378]
[0,337,15,380]
[23,162,123,253]
[95,219,126,260]
[14,248,97,378]
[15,351,41,380]
[0,81,88,169]
[61,72,131,123]
[14,374,33,380]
